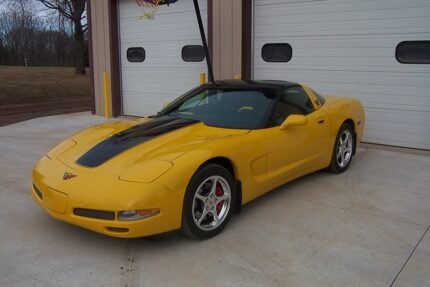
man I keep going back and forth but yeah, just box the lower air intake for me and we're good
[33,184,43,200]
[73,208,115,220]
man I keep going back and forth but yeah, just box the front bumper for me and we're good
[32,156,184,238]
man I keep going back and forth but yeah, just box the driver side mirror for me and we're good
[279,115,308,130]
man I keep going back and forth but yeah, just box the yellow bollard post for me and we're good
[199,72,206,85]
[103,72,111,119]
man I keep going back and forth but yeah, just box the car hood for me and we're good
[54,116,250,175]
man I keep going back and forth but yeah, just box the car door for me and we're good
[265,86,331,187]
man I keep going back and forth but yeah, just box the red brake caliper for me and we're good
[215,183,224,215]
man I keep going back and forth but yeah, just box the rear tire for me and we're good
[328,123,355,174]
[181,164,236,239]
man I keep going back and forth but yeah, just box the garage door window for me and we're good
[396,41,430,64]
[262,43,292,62]
[182,45,205,62]
[127,47,145,62]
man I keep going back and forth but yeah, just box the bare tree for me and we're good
[0,1,75,67]
[36,0,87,74]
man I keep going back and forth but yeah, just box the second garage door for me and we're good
[253,0,430,149]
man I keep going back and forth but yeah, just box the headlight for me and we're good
[117,208,160,221]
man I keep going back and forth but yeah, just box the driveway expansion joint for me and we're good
[389,225,430,287]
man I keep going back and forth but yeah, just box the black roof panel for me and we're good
[211,79,300,90]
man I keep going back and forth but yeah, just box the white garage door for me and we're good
[254,0,430,149]
[119,0,207,116]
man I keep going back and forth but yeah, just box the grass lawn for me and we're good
[0,66,92,126]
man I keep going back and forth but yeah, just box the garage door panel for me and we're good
[255,56,398,67]
[366,109,430,126]
[254,64,430,74]
[120,0,207,16]
[255,27,430,38]
[123,93,181,116]
[256,7,430,25]
[119,0,207,117]
[255,18,430,35]
[257,36,430,49]
[254,0,430,149]
[254,69,430,88]
[255,0,430,15]
[366,120,430,136]
[364,129,430,150]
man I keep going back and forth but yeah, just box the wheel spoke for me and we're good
[195,193,207,202]
[344,132,350,144]
[217,194,229,202]
[210,178,218,196]
[197,208,209,225]
[337,147,343,159]
[211,210,219,225]
[340,152,345,166]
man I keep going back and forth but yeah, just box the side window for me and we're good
[283,87,314,114]
[269,87,314,126]
[312,89,325,106]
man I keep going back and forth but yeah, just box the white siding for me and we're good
[119,0,207,116]
[253,0,430,149]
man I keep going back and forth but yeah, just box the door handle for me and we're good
[317,118,325,124]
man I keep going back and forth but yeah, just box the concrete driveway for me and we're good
[0,112,429,287]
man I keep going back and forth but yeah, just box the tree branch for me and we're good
[37,0,74,20]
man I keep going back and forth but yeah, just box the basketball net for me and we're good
[135,0,161,20]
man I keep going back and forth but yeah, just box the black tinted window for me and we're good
[270,87,313,126]
[127,47,145,62]
[262,43,292,62]
[182,45,205,62]
[396,41,430,64]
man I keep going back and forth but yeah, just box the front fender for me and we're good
[155,149,217,192]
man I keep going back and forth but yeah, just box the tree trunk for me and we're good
[73,19,85,75]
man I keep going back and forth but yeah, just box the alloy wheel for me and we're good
[192,176,231,231]
[336,130,353,168]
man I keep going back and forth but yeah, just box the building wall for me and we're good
[89,0,112,116]
[211,0,242,80]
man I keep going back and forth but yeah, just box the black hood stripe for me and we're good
[76,117,199,167]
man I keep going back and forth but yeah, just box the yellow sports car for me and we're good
[32,80,364,239]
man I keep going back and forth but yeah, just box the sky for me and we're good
[0,1,52,17]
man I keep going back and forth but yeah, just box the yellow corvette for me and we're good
[32,80,364,239]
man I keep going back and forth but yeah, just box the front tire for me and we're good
[182,164,236,239]
[328,123,355,173]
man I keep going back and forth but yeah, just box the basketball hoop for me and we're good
[135,0,177,20]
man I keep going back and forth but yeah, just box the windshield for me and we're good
[161,87,276,129]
